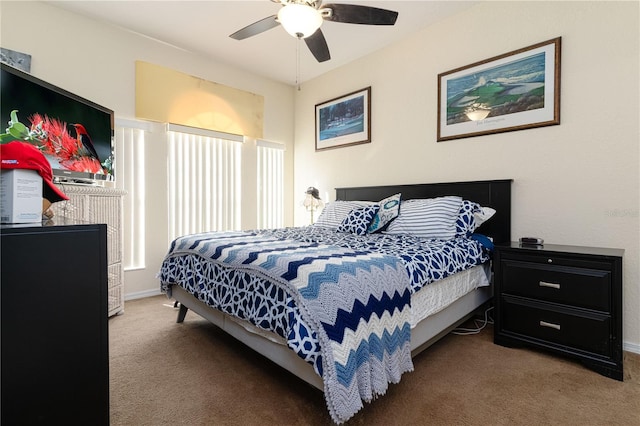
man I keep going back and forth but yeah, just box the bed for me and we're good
[159,179,512,423]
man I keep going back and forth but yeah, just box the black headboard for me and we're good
[335,179,512,244]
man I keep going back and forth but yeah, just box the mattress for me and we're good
[411,262,490,326]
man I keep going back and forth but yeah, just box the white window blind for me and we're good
[257,139,285,229]
[167,124,242,242]
[115,119,148,270]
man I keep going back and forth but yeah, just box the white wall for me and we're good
[2,1,638,352]
[293,1,640,351]
[0,1,296,298]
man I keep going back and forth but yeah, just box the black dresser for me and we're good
[494,242,623,380]
[1,218,110,425]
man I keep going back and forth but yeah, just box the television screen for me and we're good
[0,62,114,182]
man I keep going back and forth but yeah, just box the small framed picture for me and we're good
[0,48,31,72]
[315,87,371,151]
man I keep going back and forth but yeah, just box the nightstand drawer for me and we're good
[502,299,611,357]
[501,260,610,311]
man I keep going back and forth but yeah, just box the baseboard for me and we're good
[124,289,162,301]
[624,341,640,355]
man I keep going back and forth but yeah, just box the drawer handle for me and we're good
[539,281,560,289]
[540,320,561,330]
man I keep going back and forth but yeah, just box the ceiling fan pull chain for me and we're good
[296,36,301,91]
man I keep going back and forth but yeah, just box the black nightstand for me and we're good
[493,242,624,380]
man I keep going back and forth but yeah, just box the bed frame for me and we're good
[171,179,512,390]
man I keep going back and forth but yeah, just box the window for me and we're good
[256,139,285,229]
[115,119,148,270]
[115,121,277,269]
[166,124,242,242]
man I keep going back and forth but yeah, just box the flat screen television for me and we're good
[0,62,114,183]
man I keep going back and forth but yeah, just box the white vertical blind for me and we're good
[115,120,147,270]
[257,139,285,229]
[167,124,242,242]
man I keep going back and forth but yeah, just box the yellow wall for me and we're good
[135,61,264,138]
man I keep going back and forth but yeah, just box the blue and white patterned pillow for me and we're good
[314,200,374,229]
[455,200,497,237]
[367,193,402,233]
[337,205,380,235]
[455,200,481,237]
[385,196,463,240]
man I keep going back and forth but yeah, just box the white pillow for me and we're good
[385,196,463,240]
[314,200,374,229]
[474,206,496,228]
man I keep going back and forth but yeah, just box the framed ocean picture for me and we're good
[437,37,561,141]
[315,87,371,151]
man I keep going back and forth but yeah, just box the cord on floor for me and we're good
[451,305,494,335]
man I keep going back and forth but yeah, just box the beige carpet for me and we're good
[109,295,640,425]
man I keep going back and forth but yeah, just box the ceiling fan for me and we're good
[229,0,399,63]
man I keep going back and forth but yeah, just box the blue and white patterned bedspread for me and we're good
[161,229,414,424]
[257,226,490,292]
[160,227,490,423]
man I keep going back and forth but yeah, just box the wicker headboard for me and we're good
[335,179,512,244]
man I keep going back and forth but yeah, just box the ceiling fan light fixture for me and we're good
[277,4,323,38]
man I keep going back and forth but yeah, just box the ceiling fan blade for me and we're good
[323,4,398,25]
[304,28,331,62]
[229,15,280,40]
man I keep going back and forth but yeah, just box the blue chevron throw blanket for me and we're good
[166,231,414,424]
